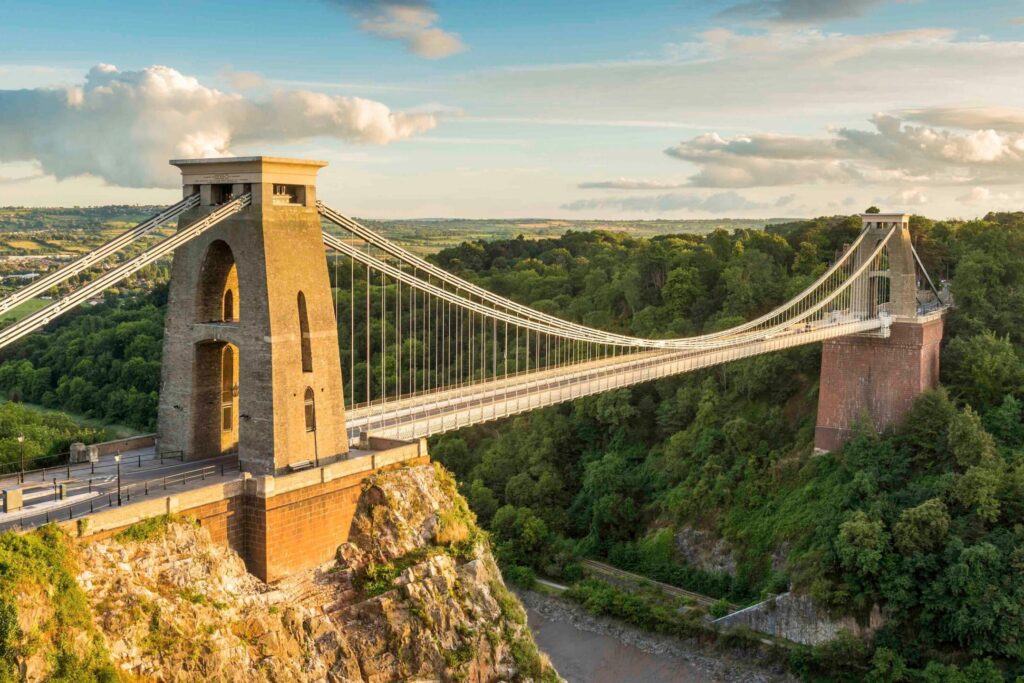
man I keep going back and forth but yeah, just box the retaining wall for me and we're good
[63,438,429,582]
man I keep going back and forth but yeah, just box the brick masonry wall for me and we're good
[72,455,430,583]
[247,456,429,582]
[815,316,944,452]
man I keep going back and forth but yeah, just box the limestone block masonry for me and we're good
[157,157,347,475]
[815,313,944,452]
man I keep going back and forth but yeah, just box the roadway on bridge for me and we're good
[0,448,241,532]
[346,317,885,443]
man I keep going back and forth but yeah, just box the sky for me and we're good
[1,0,1023,219]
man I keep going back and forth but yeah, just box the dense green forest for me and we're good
[2,210,1024,679]
[0,288,165,432]
[427,212,1024,681]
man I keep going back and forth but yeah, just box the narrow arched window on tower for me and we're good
[223,289,234,322]
[304,387,316,432]
[297,291,313,372]
[221,345,235,432]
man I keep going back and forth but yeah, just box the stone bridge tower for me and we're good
[814,213,944,451]
[157,157,348,474]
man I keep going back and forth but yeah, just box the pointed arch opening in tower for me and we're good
[297,291,313,373]
[196,240,239,323]
[304,386,316,432]
[193,340,239,459]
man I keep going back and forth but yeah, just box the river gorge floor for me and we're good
[517,588,794,683]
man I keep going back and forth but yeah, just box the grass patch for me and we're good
[435,508,471,546]
[355,547,439,597]
[115,514,195,544]
[489,579,526,627]
[0,397,139,440]
[6,240,41,251]
[431,463,485,560]
[0,525,117,680]
[0,298,48,325]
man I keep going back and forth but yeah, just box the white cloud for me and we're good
[718,0,890,24]
[333,1,466,59]
[957,186,992,204]
[578,178,689,190]
[220,68,265,91]
[561,190,770,213]
[881,187,929,206]
[956,186,1024,206]
[465,29,1024,127]
[663,114,1024,188]
[0,172,45,186]
[0,64,439,188]
[899,105,1024,132]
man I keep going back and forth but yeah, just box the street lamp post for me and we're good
[17,435,25,484]
[312,424,320,468]
[115,453,122,506]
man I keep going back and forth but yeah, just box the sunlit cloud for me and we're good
[578,179,689,190]
[0,64,440,188]
[330,0,466,59]
[664,114,1024,188]
[899,105,1024,132]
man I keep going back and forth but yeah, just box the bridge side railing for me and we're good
[347,318,886,442]
[345,237,896,435]
[0,450,185,486]
[0,459,242,534]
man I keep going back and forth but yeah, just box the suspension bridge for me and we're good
[0,156,948,463]
[0,156,948,579]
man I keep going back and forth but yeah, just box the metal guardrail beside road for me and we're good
[0,459,241,533]
[0,450,184,486]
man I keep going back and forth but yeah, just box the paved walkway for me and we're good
[0,446,384,533]
[0,447,241,532]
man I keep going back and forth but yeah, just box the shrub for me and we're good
[709,597,731,618]
[503,564,536,589]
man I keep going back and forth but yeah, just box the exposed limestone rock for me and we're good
[714,592,884,646]
[12,463,558,682]
[674,526,738,576]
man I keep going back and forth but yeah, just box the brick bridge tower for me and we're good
[814,213,944,451]
[157,157,348,474]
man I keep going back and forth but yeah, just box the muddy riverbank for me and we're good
[517,589,794,683]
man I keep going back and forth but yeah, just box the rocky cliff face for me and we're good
[5,463,559,682]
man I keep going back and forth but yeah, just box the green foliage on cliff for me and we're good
[0,525,117,681]
[429,211,1024,679]
[114,513,195,544]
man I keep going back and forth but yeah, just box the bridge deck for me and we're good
[347,318,885,442]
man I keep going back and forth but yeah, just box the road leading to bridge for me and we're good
[0,448,240,532]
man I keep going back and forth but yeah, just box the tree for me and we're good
[836,510,888,577]
[948,407,998,469]
[893,498,950,554]
[866,648,908,683]
[943,332,1024,410]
